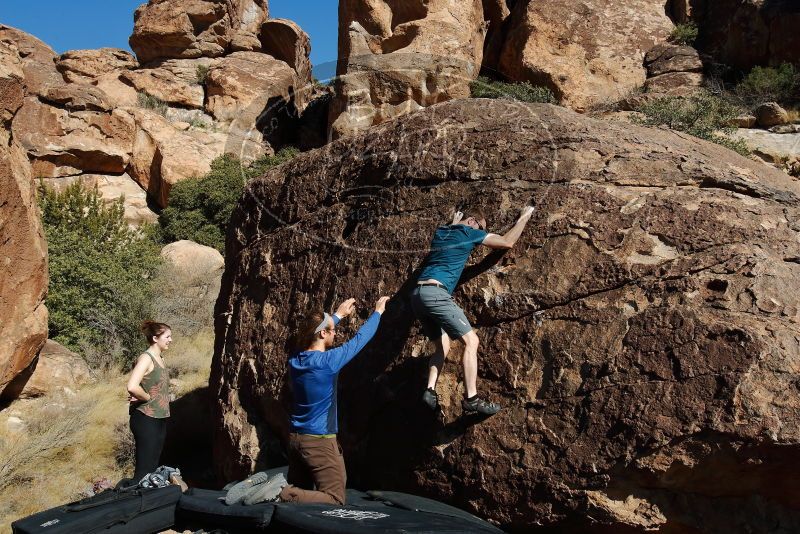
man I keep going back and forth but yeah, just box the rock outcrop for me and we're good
[690,0,800,70]
[488,0,673,111]
[329,0,486,139]
[122,107,222,208]
[2,340,92,399]
[161,240,225,319]
[0,104,48,399]
[129,0,269,65]
[211,99,800,532]
[755,102,789,129]
[0,25,62,97]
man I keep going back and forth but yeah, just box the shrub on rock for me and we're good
[735,63,798,107]
[159,148,298,252]
[471,76,556,104]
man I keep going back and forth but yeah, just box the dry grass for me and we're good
[0,329,214,530]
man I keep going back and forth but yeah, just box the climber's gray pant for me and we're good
[410,284,473,340]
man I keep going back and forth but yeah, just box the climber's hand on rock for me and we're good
[374,296,390,314]
[520,205,535,220]
[452,210,464,224]
[335,298,356,318]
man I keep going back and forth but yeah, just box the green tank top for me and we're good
[134,351,170,418]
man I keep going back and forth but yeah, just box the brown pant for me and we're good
[278,433,347,505]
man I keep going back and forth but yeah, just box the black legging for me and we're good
[129,408,167,481]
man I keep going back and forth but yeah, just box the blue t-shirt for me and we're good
[418,225,488,294]
[288,312,381,435]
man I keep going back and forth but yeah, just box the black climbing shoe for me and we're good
[422,388,439,410]
[462,397,501,416]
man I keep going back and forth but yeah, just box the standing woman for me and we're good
[126,321,172,482]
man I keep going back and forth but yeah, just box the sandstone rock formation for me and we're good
[0,25,62,97]
[211,99,800,532]
[488,0,673,111]
[120,59,210,109]
[643,43,703,95]
[12,96,135,178]
[0,126,48,401]
[329,0,486,139]
[259,19,312,91]
[129,0,269,64]
[2,340,92,400]
[41,173,158,226]
[57,48,140,108]
[122,107,222,208]
[690,0,800,70]
[56,48,138,83]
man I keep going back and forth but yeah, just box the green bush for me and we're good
[137,92,167,116]
[195,64,210,85]
[670,22,698,46]
[635,91,750,156]
[735,63,798,106]
[159,147,299,252]
[471,76,556,104]
[39,182,163,369]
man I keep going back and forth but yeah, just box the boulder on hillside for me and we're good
[488,0,673,111]
[0,24,63,97]
[329,0,486,139]
[129,0,269,65]
[755,102,789,129]
[0,139,48,400]
[12,96,135,178]
[691,0,800,70]
[2,340,93,400]
[211,98,800,532]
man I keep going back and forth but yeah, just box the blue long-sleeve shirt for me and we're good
[288,311,381,435]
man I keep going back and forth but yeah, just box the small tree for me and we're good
[635,91,750,156]
[735,63,798,106]
[39,182,163,369]
[159,147,299,252]
[669,22,698,46]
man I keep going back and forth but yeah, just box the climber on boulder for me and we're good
[412,205,535,415]
[278,295,390,505]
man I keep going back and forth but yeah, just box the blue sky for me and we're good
[0,0,339,78]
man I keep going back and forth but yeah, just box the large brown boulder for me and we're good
[692,0,800,70]
[0,140,48,400]
[129,0,269,65]
[204,51,295,122]
[329,0,486,139]
[258,19,312,89]
[489,0,673,111]
[211,98,800,532]
[12,96,135,178]
[0,25,62,97]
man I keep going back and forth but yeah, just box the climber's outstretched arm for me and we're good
[482,206,535,250]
